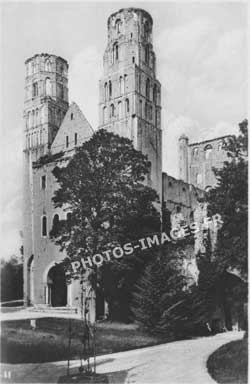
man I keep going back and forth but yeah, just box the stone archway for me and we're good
[47,263,67,307]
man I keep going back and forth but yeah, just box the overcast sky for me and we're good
[1,1,247,260]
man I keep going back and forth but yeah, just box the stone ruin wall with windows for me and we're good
[179,134,231,191]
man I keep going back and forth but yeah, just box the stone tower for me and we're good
[178,134,189,183]
[23,54,69,305]
[98,8,162,199]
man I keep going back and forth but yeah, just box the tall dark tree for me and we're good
[51,129,161,320]
[207,119,248,280]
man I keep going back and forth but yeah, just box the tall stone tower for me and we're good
[23,54,69,305]
[98,8,162,199]
[178,134,189,183]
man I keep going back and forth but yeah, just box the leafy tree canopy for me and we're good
[51,129,161,320]
[207,119,248,280]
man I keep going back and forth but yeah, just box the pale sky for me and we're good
[1,1,247,259]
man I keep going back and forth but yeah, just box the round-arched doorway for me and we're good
[47,263,67,307]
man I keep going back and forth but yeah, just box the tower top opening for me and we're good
[108,8,153,26]
[25,53,68,67]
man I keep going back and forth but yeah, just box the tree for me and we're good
[51,129,161,320]
[132,240,190,337]
[1,255,23,303]
[207,119,248,280]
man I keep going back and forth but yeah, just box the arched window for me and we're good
[45,78,52,96]
[192,147,199,158]
[27,112,30,128]
[153,84,157,104]
[125,98,129,115]
[132,56,135,64]
[204,144,213,160]
[104,82,108,101]
[110,104,115,118]
[145,45,149,64]
[145,102,147,119]
[149,105,152,120]
[139,100,142,117]
[74,133,78,145]
[113,43,119,62]
[196,173,202,186]
[32,110,35,127]
[124,74,127,93]
[118,101,122,118]
[52,214,60,233]
[119,76,123,95]
[144,21,149,40]
[116,19,122,33]
[103,106,108,123]
[66,135,69,148]
[42,216,47,237]
[146,78,150,99]
[108,81,112,98]
[32,82,38,97]
[45,59,52,72]
[58,83,64,99]
[36,109,39,126]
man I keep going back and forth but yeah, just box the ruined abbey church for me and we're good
[23,8,230,318]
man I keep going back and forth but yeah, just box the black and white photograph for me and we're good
[0,1,248,383]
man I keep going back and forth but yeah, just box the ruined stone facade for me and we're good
[179,134,231,190]
[22,8,230,318]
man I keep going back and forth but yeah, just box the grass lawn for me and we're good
[1,318,163,364]
[207,338,248,384]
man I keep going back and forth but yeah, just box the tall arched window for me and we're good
[45,78,52,96]
[204,144,213,160]
[28,112,32,128]
[144,21,149,40]
[32,110,35,127]
[124,74,127,93]
[27,112,30,128]
[42,216,47,237]
[32,82,38,97]
[58,83,64,99]
[104,83,108,100]
[139,100,142,117]
[125,98,129,115]
[110,104,115,118]
[36,109,39,126]
[145,102,148,119]
[45,59,52,72]
[118,101,122,118]
[108,81,112,98]
[103,106,108,123]
[112,43,119,63]
[146,78,150,99]
[153,84,157,104]
[116,19,122,33]
[145,45,149,64]
[119,76,123,95]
